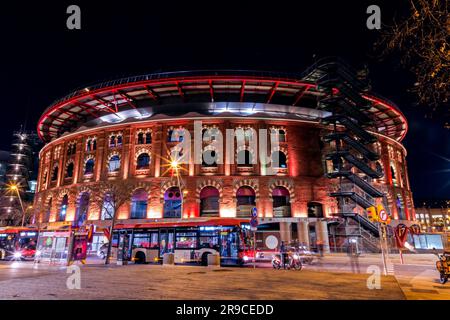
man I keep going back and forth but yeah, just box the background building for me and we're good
[33,64,416,255]
[0,150,10,185]
[415,199,450,232]
[0,130,42,226]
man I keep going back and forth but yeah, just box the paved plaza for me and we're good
[0,254,446,300]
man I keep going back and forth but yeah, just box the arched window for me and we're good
[130,189,148,219]
[137,132,144,144]
[272,186,291,217]
[101,193,114,220]
[278,129,286,142]
[203,127,219,141]
[391,163,397,185]
[200,187,220,216]
[236,186,256,217]
[86,140,91,152]
[145,133,151,144]
[66,162,74,178]
[108,155,121,172]
[163,187,182,218]
[202,150,217,167]
[307,202,324,218]
[84,158,95,175]
[75,193,89,227]
[117,135,122,146]
[58,195,68,222]
[244,129,253,142]
[136,153,150,170]
[45,198,52,222]
[71,144,76,154]
[237,150,252,167]
[168,128,184,142]
[271,151,287,168]
[110,136,116,147]
[51,166,59,181]
[396,195,406,220]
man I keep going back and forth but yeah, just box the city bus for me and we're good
[0,227,38,260]
[110,218,253,266]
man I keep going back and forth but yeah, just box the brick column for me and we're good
[153,124,163,178]
[95,134,106,182]
[315,219,330,253]
[122,128,132,180]
[297,219,310,248]
[279,222,292,243]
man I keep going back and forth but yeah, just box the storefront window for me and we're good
[130,189,148,219]
[58,195,68,222]
[163,187,182,218]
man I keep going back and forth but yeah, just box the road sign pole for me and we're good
[379,223,388,275]
[253,230,256,269]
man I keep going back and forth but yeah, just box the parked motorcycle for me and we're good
[435,251,450,284]
[271,252,302,270]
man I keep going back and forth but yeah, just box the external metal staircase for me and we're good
[303,57,389,252]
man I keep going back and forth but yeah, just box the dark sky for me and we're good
[0,1,448,200]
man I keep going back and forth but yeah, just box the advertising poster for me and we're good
[72,232,88,261]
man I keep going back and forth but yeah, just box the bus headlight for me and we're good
[243,255,249,261]
[13,252,22,259]
[35,250,42,256]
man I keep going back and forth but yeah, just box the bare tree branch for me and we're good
[375,0,449,115]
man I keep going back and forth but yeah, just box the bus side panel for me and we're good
[174,249,198,263]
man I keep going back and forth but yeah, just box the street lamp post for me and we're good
[170,160,183,217]
[9,184,26,227]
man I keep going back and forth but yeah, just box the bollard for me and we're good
[163,253,175,266]
[207,253,220,267]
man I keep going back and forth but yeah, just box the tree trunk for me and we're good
[104,212,117,265]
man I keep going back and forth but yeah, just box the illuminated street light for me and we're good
[170,160,179,170]
[7,183,26,227]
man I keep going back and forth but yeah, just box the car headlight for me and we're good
[13,252,22,258]
[243,255,249,261]
[35,250,42,256]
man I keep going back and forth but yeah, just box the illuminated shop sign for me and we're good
[20,232,37,237]
[0,234,7,237]
[199,226,218,231]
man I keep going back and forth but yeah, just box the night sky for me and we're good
[0,1,448,201]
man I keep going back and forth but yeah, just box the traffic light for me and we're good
[367,206,379,222]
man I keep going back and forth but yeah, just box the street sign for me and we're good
[250,207,258,231]
[251,207,258,218]
[376,204,391,224]
[378,209,388,222]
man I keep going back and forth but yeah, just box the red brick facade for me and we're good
[34,117,415,227]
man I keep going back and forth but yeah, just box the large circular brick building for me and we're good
[33,69,415,261]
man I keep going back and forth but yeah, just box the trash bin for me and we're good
[163,253,175,265]
[207,253,220,267]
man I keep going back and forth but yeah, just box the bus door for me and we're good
[159,228,175,257]
[220,227,239,263]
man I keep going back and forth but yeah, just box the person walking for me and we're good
[317,240,324,257]
[347,239,360,274]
